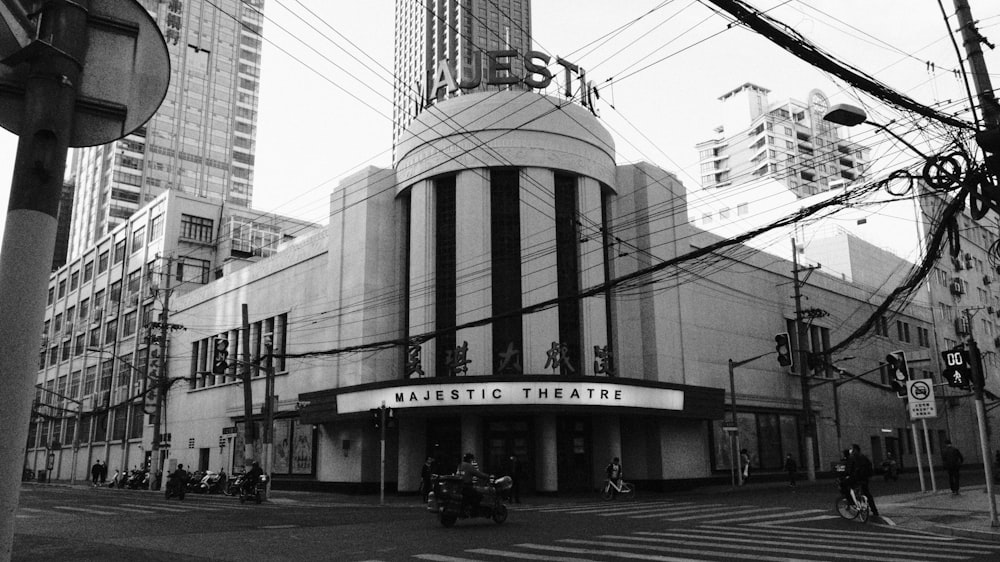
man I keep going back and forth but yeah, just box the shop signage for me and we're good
[428,50,597,112]
[336,381,684,414]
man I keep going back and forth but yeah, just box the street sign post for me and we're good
[907,379,937,420]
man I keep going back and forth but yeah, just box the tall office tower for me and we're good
[392,0,532,151]
[66,0,266,259]
[695,83,870,197]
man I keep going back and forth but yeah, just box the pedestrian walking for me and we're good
[942,440,964,495]
[505,455,523,504]
[98,460,107,485]
[784,453,798,487]
[90,461,101,486]
[739,449,751,484]
[420,456,437,502]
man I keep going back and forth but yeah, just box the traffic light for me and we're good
[886,351,909,397]
[212,338,229,374]
[370,407,381,430]
[774,333,793,367]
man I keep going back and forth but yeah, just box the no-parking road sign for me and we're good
[907,379,937,420]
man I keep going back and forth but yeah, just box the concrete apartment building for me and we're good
[26,190,320,482]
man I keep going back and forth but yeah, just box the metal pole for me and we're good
[728,359,742,486]
[920,419,937,492]
[0,1,89,556]
[911,423,926,492]
[263,341,274,500]
[833,382,842,455]
[241,304,254,464]
[953,0,1000,128]
[380,403,386,505]
[968,338,999,526]
[792,238,816,481]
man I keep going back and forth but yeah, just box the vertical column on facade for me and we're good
[397,419,426,493]
[454,170,491,375]
[535,414,558,493]
[577,177,608,376]
[592,414,622,482]
[407,180,437,378]
[520,168,559,373]
[460,414,482,459]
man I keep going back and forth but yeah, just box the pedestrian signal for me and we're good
[941,349,971,389]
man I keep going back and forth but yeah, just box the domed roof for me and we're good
[394,91,616,188]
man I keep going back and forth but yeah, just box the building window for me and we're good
[58,279,66,299]
[176,258,210,285]
[113,240,126,264]
[149,214,164,242]
[98,251,109,273]
[180,214,214,242]
[70,270,80,292]
[131,227,145,253]
[84,261,94,282]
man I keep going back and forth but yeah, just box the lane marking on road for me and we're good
[87,504,155,514]
[708,508,828,524]
[469,547,603,561]
[119,503,187,513]
[627,504,734,519]
[697,524,999,554]
[630,531,971,561]
[413,554,490,562]
[558,538,817,562]
[658,506,784,521]
[52,506,118,516]
[518,542,735,562]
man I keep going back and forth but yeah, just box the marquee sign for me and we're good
[428,50,598,112]
[335,380,684,414]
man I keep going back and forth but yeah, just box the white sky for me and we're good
[0,0,998,262]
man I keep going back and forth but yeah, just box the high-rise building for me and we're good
[66,0,266,260]
[392,0,532,150]
[695,83,870,197]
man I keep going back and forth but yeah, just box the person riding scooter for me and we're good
[242,461,264,494]
[457,453,492,515]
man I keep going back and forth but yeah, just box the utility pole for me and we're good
[965,310,999,527]
[792,238,819,481]
[148,258,172,490]
[262,338,275,500]
[954,0,1000,128]
[241,304,255,465]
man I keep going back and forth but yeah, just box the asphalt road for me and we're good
[12,475,1000,561]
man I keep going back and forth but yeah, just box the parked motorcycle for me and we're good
[198,470,227,494]
[126,469,149,489]
[186,470,206,493]
[427,474,511,527]
[224,471,245,496]
[239,474,268,504]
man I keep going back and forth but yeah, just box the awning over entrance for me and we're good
[298,376,724,424]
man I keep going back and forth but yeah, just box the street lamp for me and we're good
[823,103,929,159]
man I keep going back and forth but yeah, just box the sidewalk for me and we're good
[879,485,1000,541]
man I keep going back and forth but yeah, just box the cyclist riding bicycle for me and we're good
[840,444,879,518]
[606,457,623,488]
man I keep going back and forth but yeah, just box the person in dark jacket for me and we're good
[504,455,523,504]
[783,453,798,487]
[942,440,965,494]
[420,456,437,502]
[842,444,879,518]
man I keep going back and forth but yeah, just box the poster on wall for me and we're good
[234,421,263,469]
[291,420,313,475]
[273,419,291,474]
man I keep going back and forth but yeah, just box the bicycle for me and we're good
[600,478,635,501]
[835,483,871,523]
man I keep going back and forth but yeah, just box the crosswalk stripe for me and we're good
[701,522,992,545]
[516,543,707,562]
[87,504,155,514]
[695,525,998,553]
[630,531,972,560]
[468,548,603,561]
[558,503,689,516]
[560,538,817,562]
[119,503,187,513]
[413,554,488,562]
[708,508,827,524]
[628,504,735,519]
[658,506,784,521]
[52,506,118,516]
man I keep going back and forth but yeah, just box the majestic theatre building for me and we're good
[161,90,942,494]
